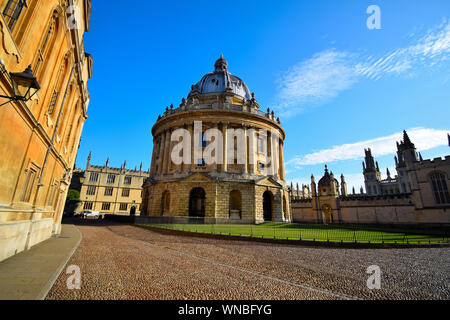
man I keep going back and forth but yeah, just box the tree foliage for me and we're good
[67,189,81,202]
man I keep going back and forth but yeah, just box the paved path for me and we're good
[0,224,82,300]
[46,219,450,300]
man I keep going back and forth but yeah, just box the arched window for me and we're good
[229,190,242,219]
[161,191,170,216]
[262,191,273,222]
[58,83,75,137]
[189,187,205,217]
[34,11,61,83]
[2,0,27,32]
[48,56,69,117]
[429,172,450,205]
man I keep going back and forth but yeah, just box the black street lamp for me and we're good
[0,62,40,106]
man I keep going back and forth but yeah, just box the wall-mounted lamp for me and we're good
[0,60,40,107]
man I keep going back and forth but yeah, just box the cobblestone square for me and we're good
[47,220,450,300]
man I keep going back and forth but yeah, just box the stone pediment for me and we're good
[181,172,214,183]
[255,176,284,188]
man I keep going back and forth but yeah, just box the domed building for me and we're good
[141,55,291,223]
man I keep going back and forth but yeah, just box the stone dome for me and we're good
[188,54,252,100]
[318,165,338,187]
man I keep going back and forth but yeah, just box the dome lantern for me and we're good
[187,55,252,100]
[214,54,228,72]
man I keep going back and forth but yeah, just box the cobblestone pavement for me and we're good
[46,219,450,300]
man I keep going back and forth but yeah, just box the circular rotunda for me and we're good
[141,55,291,223]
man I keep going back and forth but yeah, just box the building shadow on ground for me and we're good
[62,216,120,227]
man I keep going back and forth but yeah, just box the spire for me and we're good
[352,186,356,195]
[105,157,109,168]
[140,162,143,172]
[419,153,423,161]
[340,174,347,196]
[386,168,391,179]
[123,160,127,170]
[376,161,380,171]
[363,148,376,171]
[86,151,91,168]
[360,186,364,194]
[311,174,317,196]
[403,130,412,145]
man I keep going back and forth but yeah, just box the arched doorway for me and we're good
[161,190,170,216]
[130,206,136,216]
[189,187,206,217]
[263,191,273,222]
[322,204,333,224]
[229,190,242,219]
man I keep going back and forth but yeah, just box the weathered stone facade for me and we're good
[0,0,92,261]
[291,132,450,225]
[77,154,149,216]
[141,56,291,224]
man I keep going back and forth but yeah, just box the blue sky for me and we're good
[79,0,450,191]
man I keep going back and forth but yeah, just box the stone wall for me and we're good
[291,199,317,223]
[0,218,53,262]
[0,0,92,261]
[291,195,450,225]
[143,174,291,224]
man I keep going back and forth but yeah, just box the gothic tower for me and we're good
[395,130,415,193]
[363,148,381,195]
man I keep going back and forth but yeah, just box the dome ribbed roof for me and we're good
[188,55,252,100]
[318,165,338,187]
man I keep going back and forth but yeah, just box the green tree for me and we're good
[66,189,81,202]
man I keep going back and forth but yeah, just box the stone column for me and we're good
[279,139,285,180]
[248,126,256,175]
[162,129,171,174]
[222,122,228,172]
[158,131,166,175]
[168,127,175,173]
[150,137,157,175]
[189,123,195,170]
[243,125,248,174]
[181,124,188,172]
[212,122,218,171]
[267,131,274,176]
[269,131,280,178]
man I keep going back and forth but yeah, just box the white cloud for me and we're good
[287,127,449,167]
[276,19,450,116]
[276,50,358,116]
